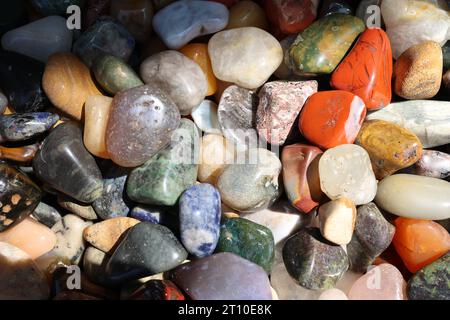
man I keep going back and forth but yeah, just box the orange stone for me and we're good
[299,90,366,149]
[331,28,393,111]
[179,43,217,96]
[393,217,450,273]
[0,217,56,259]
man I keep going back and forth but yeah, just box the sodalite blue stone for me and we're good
[179,183,221,258]
[0,112,59,142]
[130,206,162,224]
[152,0,229,50]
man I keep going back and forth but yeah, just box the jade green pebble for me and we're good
[92,55,143,95]
[216,218,275,274]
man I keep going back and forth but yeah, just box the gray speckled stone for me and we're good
[0,112,59,143]
[31,202,62,228]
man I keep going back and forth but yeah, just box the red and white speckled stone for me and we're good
[256,81,318,146]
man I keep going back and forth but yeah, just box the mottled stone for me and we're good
[127,119,199,206]
[83,95,112,159]
[130,205,163,224]
[57,195,98,220]
[318,198,356,245]
[169,252,272,300]
[282,228,349,290]
[33,122,103,203]
[130,279,185,300]
[106,222,187,284]
[153,0,229,49]
[30,0,85,15]
[0,163,41,232]
[140,50,207,115]
[256,81,318,146]
[0,112,59,143]
[208,27,283,89]
[31,202,62,228]
[92,55,143,95]
[403,150,450,179]
[191,100,221,134]
[105,84,181,167]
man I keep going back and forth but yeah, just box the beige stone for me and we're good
[84,95,113,158]
[318,198,356,245]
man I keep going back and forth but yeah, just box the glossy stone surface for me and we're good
[331,28,392,110]
[299,91,366,149]
[217,85,258,149]
[127,119,199,206]
[0,163,41,232]
[57,195,98,220]
[0,112,59,143]
[407,252,450,300]
[375,174,450,220]
[287,14,365,75]
[366,100,450,148]
[179,183,221,258]
[191,100,221,134]
[0,50,48,113]
[265,0,319,34]
[256,80,318,145]
[83,95,112,159]
[283,228,349,290]
[140,50,207,115]
[355,120,423,179]
[393,41,443,100]
[318,198,356,245]
[393,217,450,273]
[130,280,185,300]
[208,27,283,89]
[105,84,181,167]
[169,252,272,300]
[217,148,282,212]
[73,17,135,68]
[227,0,268,30]
[43,53,101,120]
[33,122,103,203]
[404,150,450,179]
[129,205,167,224]
[106,222,187,284]
[1,16,72,63]
[92,55,143,95]
[319,144,377,206]
[0,144,39,162]
[348,264,407,300]
[153,0,229,50]
[217,218,274,273]
[281,143,323,214]
[30,0,85,15]
[32,202,62,228]
[347,202,395,273]
[0,242,49,300]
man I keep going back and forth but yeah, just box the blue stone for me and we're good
[130,206,162,224]
[0,112,59,142]
[179,183,221,258]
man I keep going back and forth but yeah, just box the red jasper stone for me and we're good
[129,280,185,300]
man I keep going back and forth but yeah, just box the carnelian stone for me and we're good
[331,28,393,110]
[393,217,450,273]
[264,0,318,34]
[299,90,366,149]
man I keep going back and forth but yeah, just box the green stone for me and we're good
[288,13,365,75]
[443,41,450,70]
[407,251,450,300]
[127,119,199,206]
[92,55,143,95]
[216,218,275,273]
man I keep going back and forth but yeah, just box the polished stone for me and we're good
[57,195,98,220]
[190,100,221,134]
[0,112,59,143]
[404,150,450,179]
[318,198,356,245]
[31,202,62,228]
[83,95,112,159]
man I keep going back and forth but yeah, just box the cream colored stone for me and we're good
[319,198,356,245]
[318,288,348,300]
[84,95,112,159]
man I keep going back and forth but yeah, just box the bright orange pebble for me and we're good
[179,43,217,96]
[393,217,450,273]
[299,90,366,150]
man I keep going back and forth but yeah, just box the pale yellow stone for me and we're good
[318,198,356,245]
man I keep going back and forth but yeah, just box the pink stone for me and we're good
[348,263,407,300]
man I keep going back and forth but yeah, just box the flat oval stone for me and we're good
[105,84,181,167]
[93,55,143,95]
[256,80,318,146]
[0,50,48,113]
[33,122,103,203]
[140,50,207,115]
[217,148,282,212]
[0,112,59,143]
[287,13,365,75]
[281,143,323,214]
[30,0,85,15]
[106,222,188,284]
[393,41,443,100]
[356,120,423,180]
[169,252,272,300]
[282,228,349,290]
[179,183,221,258]
[216,218,275,273]
[190,100,221,134]
[208,27,283,89]
[375,174,450,220]
[319,144,377,206]
[43,53,101,120]
[83,95,112,159]
[130,279,185,300]
[0,242,50,300]
[31,202,62,228]
[0,163,41,232]
[407,252,450,300]
[227,0,268,30]
[404,150,450,179]
[153,0,229,50]
[265,0,318,35]
[1,16,73,63]
[57,195,97,220]
[318,198,356,245]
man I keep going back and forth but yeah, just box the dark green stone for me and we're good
[92,55,143,95]
[31,0,85,16]
[282,228,349,290]
[407,251,450,300]
[216,218,274,273]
